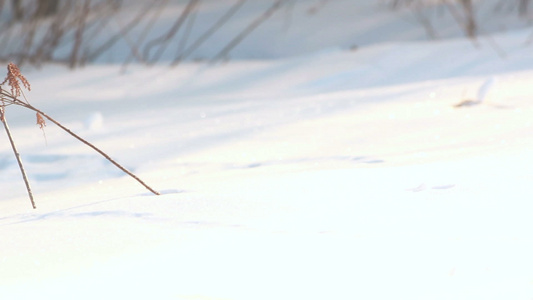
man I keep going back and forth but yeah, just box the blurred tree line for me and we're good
[0,0,288,68]
[386,0,533,39]
[1,0,532,68]
[1,0,124,68]
[11,0,59,20]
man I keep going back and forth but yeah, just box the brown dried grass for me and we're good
[1,63,31,98]
[0,63,159,209]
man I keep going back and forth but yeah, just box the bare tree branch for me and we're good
[172,0,247,66]
[143,0,200,64]
[211,0,285,63]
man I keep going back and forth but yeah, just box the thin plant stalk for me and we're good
[23,103,161,196]
[0,62,160,209]
[0,107,36,209]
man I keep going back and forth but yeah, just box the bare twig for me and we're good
[176,5,198,60]
[121,0,169,69]
[172,0,247,66]
[33,2,73,66]
[22,103,160,196]
[413,4,438,39]
[84,1,154,63]
[143,0,199,64]
[211,0,285,63]
[0,107,36,209]
[70,0,92,69]
[0,63,159,208]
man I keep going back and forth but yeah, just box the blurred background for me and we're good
[1,0,533,69]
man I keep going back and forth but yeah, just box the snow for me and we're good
[3,1,533,299]
[83,111,104,131]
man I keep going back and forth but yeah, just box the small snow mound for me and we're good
[84,112,104,131]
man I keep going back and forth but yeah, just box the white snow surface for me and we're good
[3,1,533,299]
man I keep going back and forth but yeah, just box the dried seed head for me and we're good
[36,112,46,129]
[1,63,30,98]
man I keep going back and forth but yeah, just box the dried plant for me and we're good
[36,112,46,129]
[0,105,35,208]
[0,63,160,209]
[1,63,30,98]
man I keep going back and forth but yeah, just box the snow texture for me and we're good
[2,1,533,299]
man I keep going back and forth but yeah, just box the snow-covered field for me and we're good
[3,1,533,299]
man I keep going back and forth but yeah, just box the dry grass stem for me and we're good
[0,63,160,209]
[0,107,36,209]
